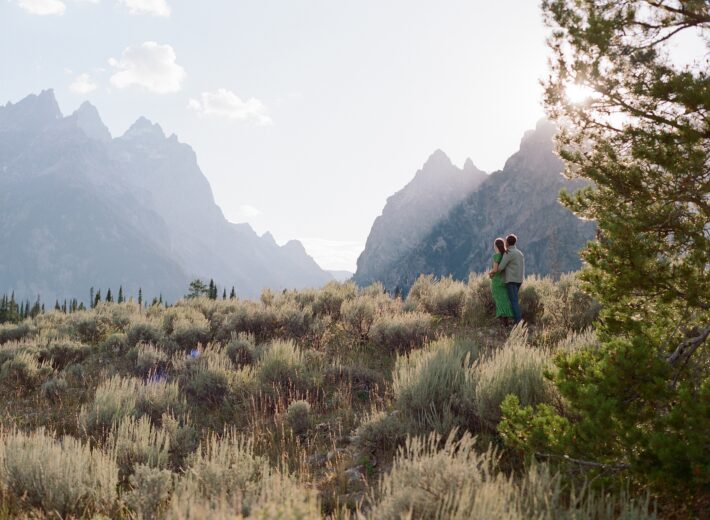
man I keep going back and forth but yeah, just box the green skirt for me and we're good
[491,276,513,318]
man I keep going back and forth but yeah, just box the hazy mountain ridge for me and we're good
[354,150,487,287]
[355,120,596,291]
[0,90,332,302]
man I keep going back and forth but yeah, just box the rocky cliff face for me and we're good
[354,120,596,291]
[0,90,332,302]
[354,150,486,287]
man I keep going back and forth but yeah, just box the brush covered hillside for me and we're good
[355,121,596,292]
[0,274,660,519]
[0,90,332,303]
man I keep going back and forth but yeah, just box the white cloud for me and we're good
[116,0,169,16]
[17,0,66,15]
[109,42,185,94]
[188,89,272,126]
[239,205,262,218]
[69,73,98,94]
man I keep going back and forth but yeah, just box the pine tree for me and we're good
[90,287,95,309]
[117,286,124,304]
[105,289,113,303]
[138,288,143,308]
[500,0,710,504]
[94,290,101,308]
[222,288,227,300]
[229,286,236,300]
[187,280,208,299]
[54,300,61,311]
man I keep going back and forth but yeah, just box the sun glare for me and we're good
[565,83,596,104]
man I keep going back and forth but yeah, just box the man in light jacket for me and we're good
[496,234,525,324]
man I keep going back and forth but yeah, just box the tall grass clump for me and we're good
[474,325,557,428]
[393,337,479,434]
[284,399,311,435]
[0,428,118,517]
[407,275,468,318]
[367,431,656,520]
[108,415,171,480]
[181,429,268,508]
[81,375,183,436]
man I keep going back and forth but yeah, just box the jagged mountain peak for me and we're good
[463,157,479,173]
[70,101,111,142]
[423,148,453,170]
[122,116,166,140]
[0,89,62,132]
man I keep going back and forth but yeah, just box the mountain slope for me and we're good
[355,120,596,291]
[0,90,332,302]
[354,150,486,287]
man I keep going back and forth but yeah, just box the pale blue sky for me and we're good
[1,0,551,271]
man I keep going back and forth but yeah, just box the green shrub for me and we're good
[127,319,164,348]
[0,322,35,345]
[101,332,129,354]
[407,275,468,318]
[135,378,184,424]
[71,311,110,344]
[284,400,311,434]
[225,332,256,365]
[40,338,91,369]
[218,302,279,343]
[463,273,496,326]
[0,428,118,517]
[556,328,599,352]
[393,337,479,434]
[474,326,557,428]
[0,351,53,393]
[108,415,171,480]
[124,464,174,520]
[163,307,211,351]
[255,339,305,390]
[325,363,384,391]
[370,311,432,352]
[354,410,410,457]
[541,273,600,333]
[274,301,317,339]
[41,376,68,403]
[518,276,555,324]
[132,342,169,376]
[340,295,377,341]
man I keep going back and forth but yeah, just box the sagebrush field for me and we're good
[0,274,656,519]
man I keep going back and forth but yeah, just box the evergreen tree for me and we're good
[54,300,61,311]
[500,0,710,504]
[229,286,236,300]
[187,279,208,299]
[94,290,101,308]
[90,287,95,309]
[62,300,67,313]
[105,288,113,303]
[78,302,85,311]
[117,286,124,304]
[222,288,227,300]
[138,288,143,308]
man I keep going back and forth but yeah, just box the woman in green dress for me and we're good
[489,238,513,325]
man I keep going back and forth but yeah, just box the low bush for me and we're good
[463,274,496,326]
[70,311,110,344]
[218,302,279,343]
[0,351,53,393]
[354,410,410,457]
[163,307,211,351]
[40,338,91,369]
[474,326,557,428]
[393,337,479,434]
[124,464,174,520]
[101,332,129,354]
[0,322,35,345]
[370,311,432,352]
[108,415,171,480]
[0,428,118,518]
[126,319,164,348]
[225,332,256,365]
[407,275,468,318]
[367,431,655,520]
[284,400,311,434]
[40,376,68,403]
[132,342,169,377]
[255,339,306,391]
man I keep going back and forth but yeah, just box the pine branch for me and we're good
[666,323,710,364]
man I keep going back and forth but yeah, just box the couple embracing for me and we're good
[488,234,524,326]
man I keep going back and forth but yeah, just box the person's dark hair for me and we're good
[494,238,507,255]
[506,234,517,247]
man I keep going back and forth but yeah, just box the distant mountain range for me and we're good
[354,120,595,291]
[0,90,332,303]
